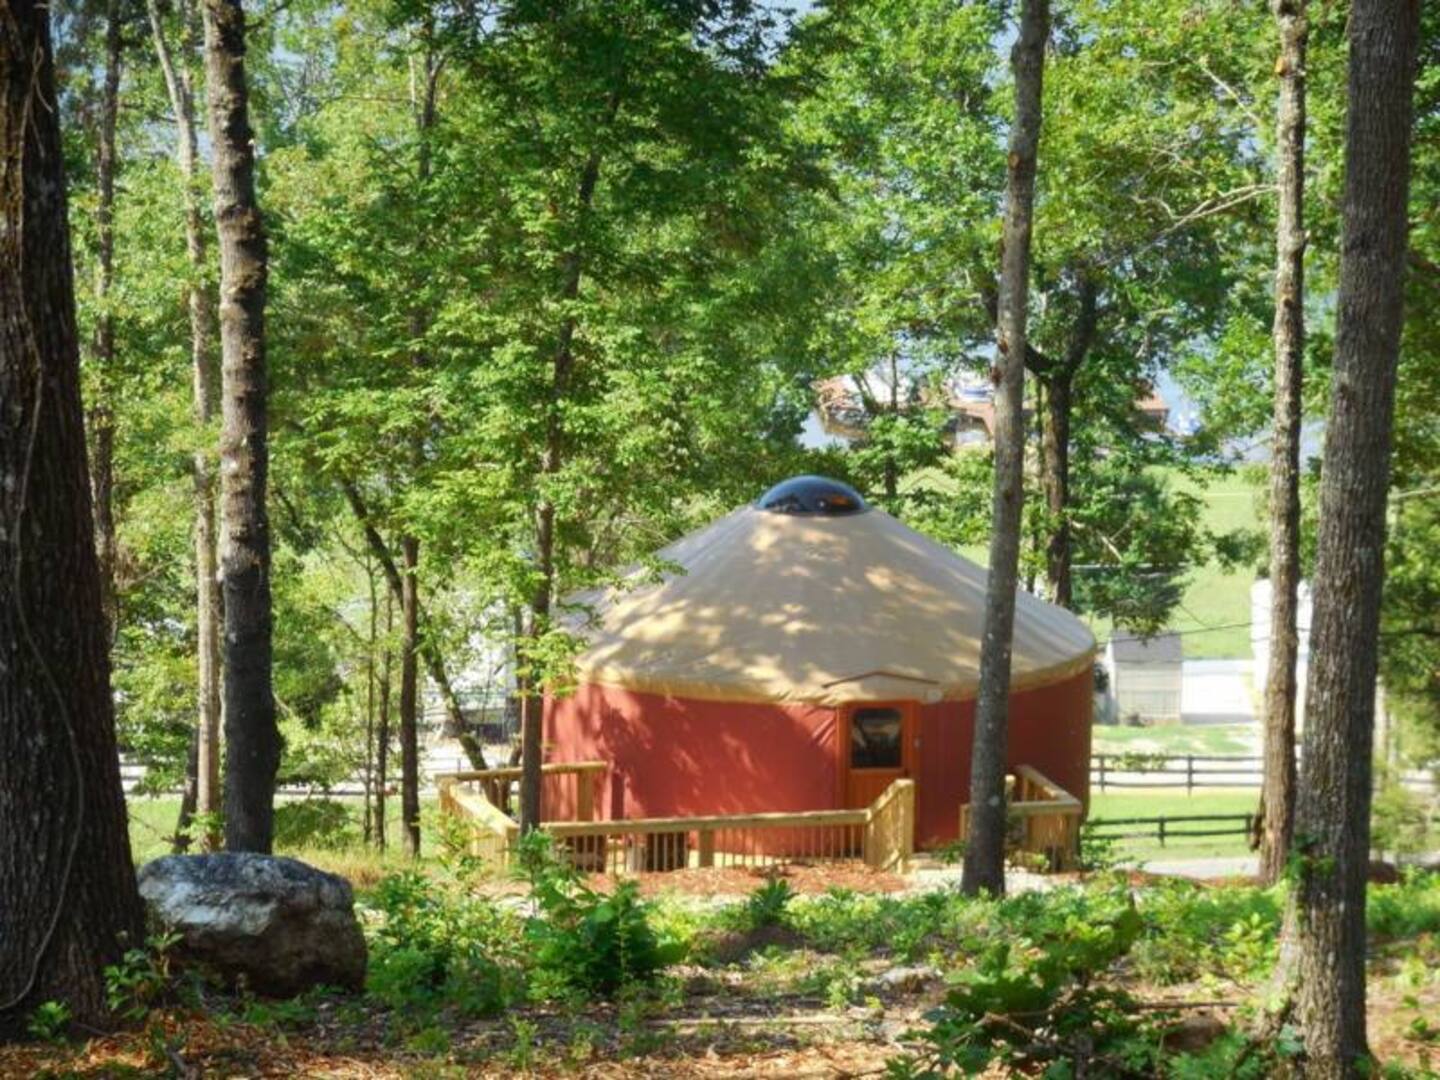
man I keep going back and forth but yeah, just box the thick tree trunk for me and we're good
[202,0,278,853]
[151,0,223,845]
[88,0,123,643]
[961,0,1047,897]
[1280,0,1418,1071]
[0,0,145,1031]
[399,536,422,858]
[1258,0,1308,888]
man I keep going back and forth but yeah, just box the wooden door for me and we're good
[840,701,918,808]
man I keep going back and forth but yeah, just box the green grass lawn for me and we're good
[1092,722,1260,756]
[912,462,1265,660]
[126,794,437,884]
[1164,468,1264,660]
[1088,788,1260,864]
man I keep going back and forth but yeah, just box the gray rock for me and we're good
[138,853,366,996]
[868,965,940,995]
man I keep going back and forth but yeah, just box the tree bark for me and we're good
[1258,0,1308,888]
[1280,0,1418,1071]
[392,43,442,859]
[363,559,378,846]
[171,724,201,852]
[151,0,224,847]
[1038,274,1096,608]
[399,534,421,857]
[376,590,393,851]
[88,0,123,644]
[1040,371,1073,607]
[0,0,145,1031]
[961,0,1047,897]
[202,0,278,853]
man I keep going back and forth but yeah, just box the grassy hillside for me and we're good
[918,463,1264,660]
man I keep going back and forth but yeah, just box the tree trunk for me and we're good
[0,0,145,1031]
[1041,371,1073,608]
[151,0,223,847]
[339,478,485,767]
[399,535,421,858]
[961,0,1047,897]
[1034,273,1095,609]
[172,725,201,852]
[88,0,122,643]
[1280,0,1418,1071]
[1258,0,1308,888]
[363,560,378,846]
[520,144,606,834]
[202,0,278,854]
[376,590,393,852]
[391,38,442,860]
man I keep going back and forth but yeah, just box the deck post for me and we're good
[577,771,595,821]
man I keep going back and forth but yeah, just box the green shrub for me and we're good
[26,1001,71,1044]
[103,930,181,1022]
[364,871,520,1016]
[743,877,795,929]
[517,831,681,997]
[1368,868,1440,939]
[273,799,357,851]
[1372,778,1435,857]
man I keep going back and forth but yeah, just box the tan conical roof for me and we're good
[567,505,1096,706]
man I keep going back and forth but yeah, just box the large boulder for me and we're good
[138,853,367,996]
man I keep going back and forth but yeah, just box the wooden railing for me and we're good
[959,765,1083,872]
[439,781,519,866]
[436,760,607,820]
[864,775,915,871]
[439,771,916,876]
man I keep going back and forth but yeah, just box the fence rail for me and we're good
[1086,813,1255,847]
[1091,753,1436,794]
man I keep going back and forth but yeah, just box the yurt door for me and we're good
[840,702,917,808]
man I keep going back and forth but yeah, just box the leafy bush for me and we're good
[1129,878,1282,985]
[364,872,520,1016]
[1368,868,1440,939]
[517,832,680,997]
[1372,776,1435,857]
[103,930,181,1021]
[272,799,357,852]
[26,1001,71,1043]
[743,877,795,930]
[1078,818,1124,872]
[893,901,1155,1076]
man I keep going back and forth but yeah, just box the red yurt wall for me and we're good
[544,668,1091,849]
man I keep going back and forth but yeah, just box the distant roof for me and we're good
[1109,630,1182,664]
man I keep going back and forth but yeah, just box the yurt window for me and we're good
[850,707,903,768]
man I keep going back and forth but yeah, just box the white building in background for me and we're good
[1250,578,1312,720]
[1104,630,1184,725]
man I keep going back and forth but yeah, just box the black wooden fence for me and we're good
[1085,813,1256,848]
[1091,753,1436,794]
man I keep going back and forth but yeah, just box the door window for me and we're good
[850,707,903,769]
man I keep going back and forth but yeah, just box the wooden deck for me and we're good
[437,761,916,875]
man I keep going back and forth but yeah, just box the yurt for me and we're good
[544,476,1096,849]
